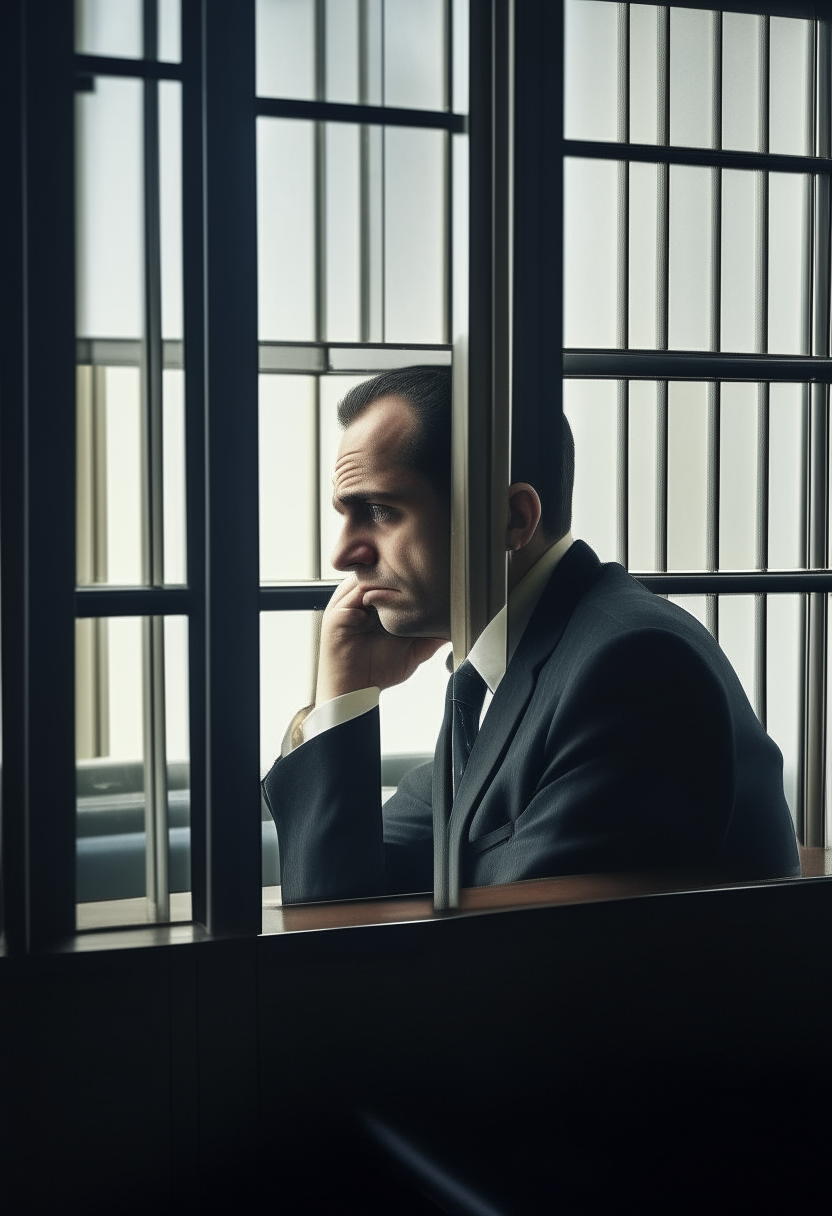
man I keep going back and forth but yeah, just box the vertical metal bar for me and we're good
[181,0,207,926]
[805,17,831,848]
[705,381,719,638]
[314,0,326,341]
[202,0,261,935]
[359,0,383,342]
[756,16,769,355]
[141,0,170,923]
[615,9,629,571]
[0,1,77,950]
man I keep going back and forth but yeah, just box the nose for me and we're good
[330,525,377,572]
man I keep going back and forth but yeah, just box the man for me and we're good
[263,366,800,904]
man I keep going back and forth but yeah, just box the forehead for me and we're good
[334,395,417,492]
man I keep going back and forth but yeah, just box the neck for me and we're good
[507,531,561,593]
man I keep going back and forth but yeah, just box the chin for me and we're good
[377,608,448,640]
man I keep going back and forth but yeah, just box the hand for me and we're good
[316,575,445,703]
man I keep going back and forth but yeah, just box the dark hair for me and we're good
[336,365,575,541]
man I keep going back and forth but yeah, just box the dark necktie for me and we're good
[451,659,488,794]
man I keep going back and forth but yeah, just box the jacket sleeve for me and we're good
[262,707,434,903]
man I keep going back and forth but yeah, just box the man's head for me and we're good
[331,365,575,637]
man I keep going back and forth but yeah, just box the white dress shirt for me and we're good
[283,532,574,755]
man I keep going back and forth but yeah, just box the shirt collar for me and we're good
[466,532,574,694]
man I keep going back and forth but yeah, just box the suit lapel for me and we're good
[445,541,603,901]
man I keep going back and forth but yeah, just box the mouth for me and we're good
[360,586,400,607]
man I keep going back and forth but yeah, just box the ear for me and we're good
[506,482,542,552]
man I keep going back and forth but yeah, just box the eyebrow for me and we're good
[332,491,407,509]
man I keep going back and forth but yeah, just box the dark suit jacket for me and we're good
[263,541,800,904]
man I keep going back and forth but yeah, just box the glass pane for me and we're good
[629,161,658,349]
[75,0,143,58]
[158,0,182,62]
[384,0,446,111]
[563,157,619,348]
[769,594,802,823]
[768,173,809,356]
[325,0,359,104]
[627,379,658,571]
[719,383,758,571]
[76,76,144,340]
[668,594,708,629]
[163,369,187,585]
[256,0,317,100]
[667,381,707,571]
[722,12,762,153]
[452,0,469,115]
[769,383,806,571]
[159,82,183,342]
[384,128,446,343]
[669,6,714,150]
[717,595,756,709]
[769,17,812,157]
[668,164,712,351]
[257,118,317,341]
[629,3,659,146]
[76,365,144,587]
[325,123,361,341]
[259,375,319,582]
[380,644,452,775]
[564,0,621,143]
[563,379,618,564]
[721,169,760,354]
[75,616,191,929]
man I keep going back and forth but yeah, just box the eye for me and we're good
[368,503,395,524]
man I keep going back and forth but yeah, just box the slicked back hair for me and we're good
[336,365,575,541]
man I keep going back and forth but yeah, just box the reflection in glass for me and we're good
[75,0,143,59]
[384,128,446,343]
[722,12,762,153]
[564,0,620,143]
[563,158,618,349]
[257,118,317,341]
[768,174,810,356]
[629,161,658,349]
[719,383,758,572]
[75,615,191,929]
[629,3,659,146]
[259,375,319,582]
[769,17,812,158]
[668,165,712,351]
[667,382,708,571]
[76,76,144,340]
[564,379,618,565]
[256,0,316,101]
[384,0,446,112]
[721,170,760,354]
